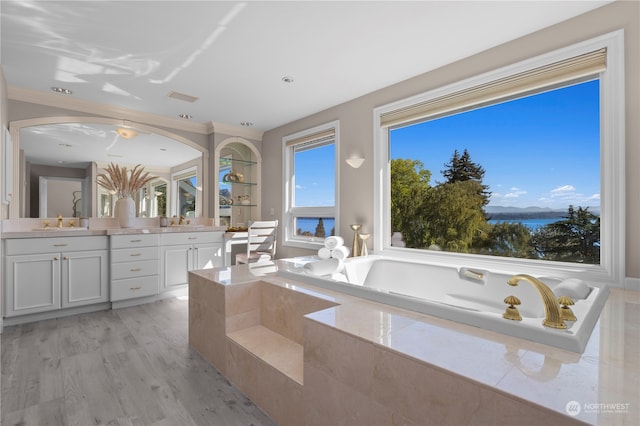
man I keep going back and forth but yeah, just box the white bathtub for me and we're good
[277,255,609,353]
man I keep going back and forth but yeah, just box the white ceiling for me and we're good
[1,0,612,166]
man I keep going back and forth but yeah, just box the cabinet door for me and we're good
[4,254,61,317]
[61,250,109,308]
[161,244,192,290]
[194,243,223,270]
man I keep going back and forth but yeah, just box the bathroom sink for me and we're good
[32,227,89,231]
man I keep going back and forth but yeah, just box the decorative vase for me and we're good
[116,197,136,228]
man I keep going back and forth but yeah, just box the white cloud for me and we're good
[551,185,576,195]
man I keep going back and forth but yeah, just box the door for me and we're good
[194,243,223,270]
[161,244,192,290]
[61,250,108,308]
[5,253,61,317]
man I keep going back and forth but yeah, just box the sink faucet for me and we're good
[57,214,63,228]
[506,274,566,329]
[179,215,185,225]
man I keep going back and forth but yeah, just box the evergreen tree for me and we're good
[314,218,326,238]
[441,149,491,206]
[530,205,600,264]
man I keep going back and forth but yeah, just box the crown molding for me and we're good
[8,85,213,135]
[209,121,264,141]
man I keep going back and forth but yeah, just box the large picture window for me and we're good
[374,31,625,285]
[283,121,339,248]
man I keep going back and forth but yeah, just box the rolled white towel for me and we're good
[304,258,343,276]
[331,245,350,260]
[553,278,591,300]
[318,247,332,260]
[324,236,344,250]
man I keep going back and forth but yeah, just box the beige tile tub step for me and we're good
[228,325,304,384]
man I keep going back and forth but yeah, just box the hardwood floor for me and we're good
[1,298,276,426]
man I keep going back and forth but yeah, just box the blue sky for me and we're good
[292,79,600,210]
[390,79,600,210]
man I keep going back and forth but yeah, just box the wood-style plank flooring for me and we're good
[1,297,276,426]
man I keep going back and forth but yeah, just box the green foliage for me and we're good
[442,149,491,206]
[531,205,600,263]
[423,180,486,252]
[476,221,535,258]
[390,159,431,247]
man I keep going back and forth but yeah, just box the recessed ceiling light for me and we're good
[281,76,294,83]
[178,114,192,119]
[51,87,72,94]
[241,122,253,127]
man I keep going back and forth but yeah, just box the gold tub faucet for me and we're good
[506,274,566,329]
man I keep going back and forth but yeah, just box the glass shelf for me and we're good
[219,157,257,167]
[219,204,256,208]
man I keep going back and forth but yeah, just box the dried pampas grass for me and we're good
[97,163,157,199]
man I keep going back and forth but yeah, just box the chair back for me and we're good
[246,220,278,257]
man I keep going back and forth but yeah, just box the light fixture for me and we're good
[346,155,365,169]
[241,122,253,127]
[282,76,294,83]
[178,113,192,119]
[51,86,72,94]
[115,127,138,139]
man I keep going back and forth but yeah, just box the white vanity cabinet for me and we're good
[159,231,223,291]
[110,234,160,301]
[4,236,108,317]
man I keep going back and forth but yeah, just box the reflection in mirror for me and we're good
[17,122,203,218]
[39,176,88,218]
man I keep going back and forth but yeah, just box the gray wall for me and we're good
[261,1,640,279]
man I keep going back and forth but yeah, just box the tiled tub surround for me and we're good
[189,266,639,426]
[278,255,609,353]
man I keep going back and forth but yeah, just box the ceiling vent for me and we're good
[167,91,199,103]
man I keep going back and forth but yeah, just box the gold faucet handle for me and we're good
[43,220,50,228]
[502,295,522,321]
[558,296,577,322]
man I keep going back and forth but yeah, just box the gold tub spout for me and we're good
[506,274,566,329]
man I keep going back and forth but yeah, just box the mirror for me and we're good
[13,120,205,219]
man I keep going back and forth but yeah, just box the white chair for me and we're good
[235,220,278,265]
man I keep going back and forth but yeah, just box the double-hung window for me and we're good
[283,121,339,248]
[374,31,625,285]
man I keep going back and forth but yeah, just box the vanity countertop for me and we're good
[1,225,227,239]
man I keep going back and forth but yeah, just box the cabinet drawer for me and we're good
[111,260,159,280]
[111,246,159,263]
[160,231,222,246]
[5,236,108,255]
[111,276,158,301]
[110,234,159,249]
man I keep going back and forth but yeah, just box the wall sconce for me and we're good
[345,155,365,169]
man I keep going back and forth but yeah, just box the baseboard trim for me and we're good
[2,303,111,327]
[625,276,640,291]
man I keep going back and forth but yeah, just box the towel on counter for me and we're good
[324,236,345,250]
[553,278,591,300]
[318,247,332,260]
[330,245,350,260]
[304,258,344,276]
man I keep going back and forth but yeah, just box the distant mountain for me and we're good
[485,205,600,218]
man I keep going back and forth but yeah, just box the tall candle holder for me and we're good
[359,233,370,256]
[350,224,362,257]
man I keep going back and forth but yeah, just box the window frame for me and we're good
[171,165,199,218]
[373,30,625,286]
[283,120,340,249]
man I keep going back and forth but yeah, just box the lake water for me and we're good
[489,218,565,232]
[297,217,562,235]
